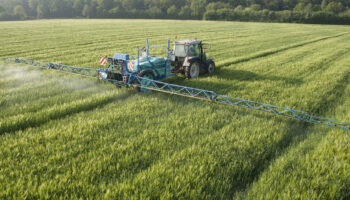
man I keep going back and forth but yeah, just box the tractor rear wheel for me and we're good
[134,70,155,92]
[185,61,200,79]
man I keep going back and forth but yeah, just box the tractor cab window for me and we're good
[175,44,187,57]
[188,44,200,57]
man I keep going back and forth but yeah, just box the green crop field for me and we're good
[0,19,350,199]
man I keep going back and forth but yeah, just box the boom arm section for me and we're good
[3,57,350,131]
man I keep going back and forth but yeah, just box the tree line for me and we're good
[0,0,349,24]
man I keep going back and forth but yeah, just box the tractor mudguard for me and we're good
[206,59,214,65]
[183,56,200,67]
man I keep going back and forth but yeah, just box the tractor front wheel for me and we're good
[134,70,155,92]
[207,60,215,73]
[185,61,200,79]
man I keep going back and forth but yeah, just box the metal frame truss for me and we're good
[3,57,349,131]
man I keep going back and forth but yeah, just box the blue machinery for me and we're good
[2,57,350,131]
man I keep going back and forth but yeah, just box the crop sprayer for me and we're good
[2,38,350,131]
[98,39,215,92]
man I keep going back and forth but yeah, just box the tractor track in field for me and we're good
[101,93,271,197]
[7,93,214,191]
[16,94,175,184]
[1,87,108,119]
[111,122,237,196]
[97,98,234,190]
[310,69,350,115]
[299,47,350,80]
[105,88,347,198]
[232,65,350,197]
[50,33,320,66]
[0,28,321,66]
[0,91,133,135]
[210,33,324,57]
[217,32,349,68]
[0,27,236,58]
[91,119,233,190]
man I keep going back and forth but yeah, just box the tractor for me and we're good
[99,39,215,91]
[170,40,215,79]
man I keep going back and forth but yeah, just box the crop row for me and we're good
[0,90,296,199]
[1,20,349,68]
[0,20,349,199]
[1,48,349,198]
[241,82,350,199]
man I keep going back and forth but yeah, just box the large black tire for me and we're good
[115,83,122,89]
[107,71,114,79]
[185,61,200,79]
[133,70,155,92]
[106,72,123,89]
[207,60,215,73]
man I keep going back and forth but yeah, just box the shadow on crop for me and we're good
[0,91,135,135]
[217,32,348,68]
[164,75,247,94]
[162,68,303,95]
[164,68,303,94]
[146,66,349,198]
[150,92,312,198]
[215,68,303,85]
[297,47,350,80]
[230,69,350,197]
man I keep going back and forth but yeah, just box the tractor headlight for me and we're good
[99,72,108,80]
[170,54,175,62]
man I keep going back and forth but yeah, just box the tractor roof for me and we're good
[175,40,201,45]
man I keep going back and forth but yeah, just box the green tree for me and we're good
[263,0,283,10]
[97,0,114,10]
[227,0,247,7]
[234,5,244,11]
[48,0,66,17]
[28,0,39,10]
[0,5,5,13]
[82,4,92,17]
[312,4,321,12]
[250,4,262,11]
[167,5,177,17]
[190,0,207,18]
[27,0,39,16]
[108,6,120,16]
[13,5,27,19]
[158,0,173,13]
[293,3,305,12]
[325,2,344,13]
[321,0,328,10]
[73,0,84,14]
[206,2,231,11]
[36,4,44,18]
[121,0,144,10]
[305,3,313,14]
[146,6,162,18]
[179,5,191,18]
